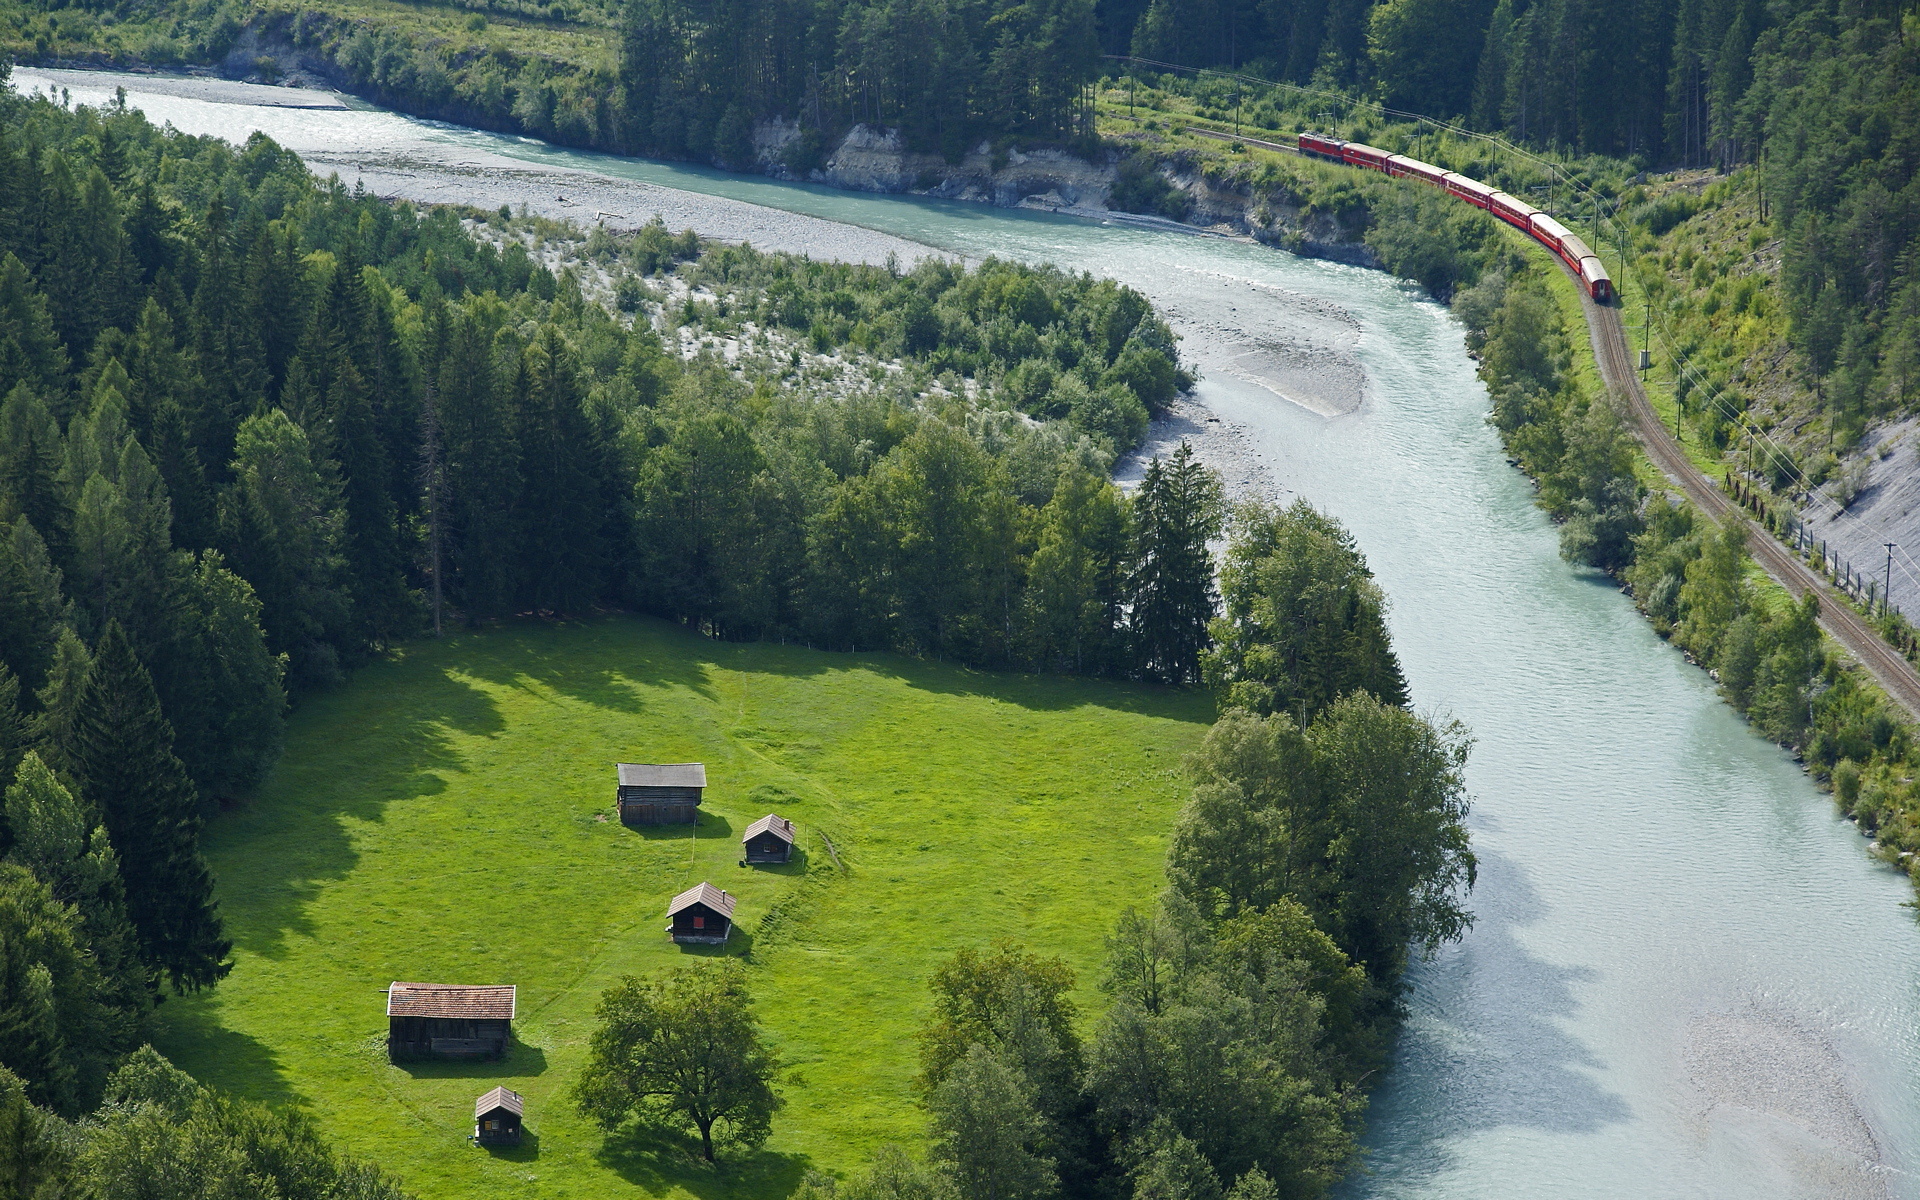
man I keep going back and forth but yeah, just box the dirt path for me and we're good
[1575,281,1920,721]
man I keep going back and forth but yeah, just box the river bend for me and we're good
[21,66,1920,1200]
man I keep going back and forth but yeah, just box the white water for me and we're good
[23,66,1920,1200]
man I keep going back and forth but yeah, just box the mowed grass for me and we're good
[154,616,1212,1200]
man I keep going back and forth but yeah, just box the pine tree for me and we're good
[219,409,351,688]
[3,751,148,1032]
[0,537,54,696]
[64,622,230,993]
[1128,442,1223,685]
[516,325,605,614]
[437,296,521,620]
[29,628,88,781]
[0,385,67,560]
[0,666,26,797]
[164,554,285,802]
[0,258,67,409]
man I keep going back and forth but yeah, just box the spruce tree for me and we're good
[0,385,67,554]
[0,666,25,797]
[0,256,68,404]
[516,325,604,614]
[4,751,148,1028]
[30,629,88,781]
[0,538,53,695]
[1128,442,1224,685]
[64,622,230,992]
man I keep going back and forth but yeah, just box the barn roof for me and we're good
[617,763,707,788]
[743,813,796,845]
[386,982,517,1020]
[668,881,736,919]
[476,1086,524,1119]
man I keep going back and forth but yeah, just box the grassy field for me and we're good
[153,616,1212,1200]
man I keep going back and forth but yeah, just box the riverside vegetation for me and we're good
[0,75,1475,1198]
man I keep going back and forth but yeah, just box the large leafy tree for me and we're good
[574,963,782,1161]
[1204,499,1406,725]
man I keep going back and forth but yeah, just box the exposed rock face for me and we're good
[754,119,1375,266]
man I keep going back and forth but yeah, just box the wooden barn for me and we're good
[474,1086,524,1146]
[616,763,706,825]
[386,982,516,1062]
[667,881,736,944]
[742,814,796,864]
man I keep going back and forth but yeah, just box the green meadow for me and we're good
[154,616,1212,1200]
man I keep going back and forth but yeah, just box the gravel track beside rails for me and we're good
[1576,278,1920,722]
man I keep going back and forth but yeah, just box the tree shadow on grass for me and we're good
[151,1004,304,1111]
[594,1121,811,1200]
[206,657,504,962]
[690,622,1213,724]
[447,615,723,715]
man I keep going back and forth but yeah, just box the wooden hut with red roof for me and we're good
[667,882,735,944]
[385,982,516,1062]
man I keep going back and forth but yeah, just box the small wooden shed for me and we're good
[616,763,706,825]
[474,1086,524,1146]
[667,881,736,944]
[386,983,516,1062]
[742,813,796,864]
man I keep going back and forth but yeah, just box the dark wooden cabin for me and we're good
[742,813,796,864]
[386,983,516,1062]
[616,763,707,825]
[474,1086,524,1146]
[667,881,736,944]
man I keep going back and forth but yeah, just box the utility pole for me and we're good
[1887,542,1898,616]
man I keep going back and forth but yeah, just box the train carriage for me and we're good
[1443,172,1497,208]
[1561,233,1613,300]
[1529,213,1572,256]
[1387,155,1449,187]
[1487,192,1537,230]
[1341,142,1392,171]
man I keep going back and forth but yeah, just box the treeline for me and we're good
[620,0,1098,164]
[570,495,1473,1197]
[267,0,1100,167]
[0,1046,411,1198]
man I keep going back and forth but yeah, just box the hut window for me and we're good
[692,915,705,929]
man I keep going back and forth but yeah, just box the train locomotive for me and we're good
[1297,132,1614,302]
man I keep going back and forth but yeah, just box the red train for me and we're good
[1297,132,1614,302]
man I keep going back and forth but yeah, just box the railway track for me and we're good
[1186,121,1920,718]
[1576,287,1920,721]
